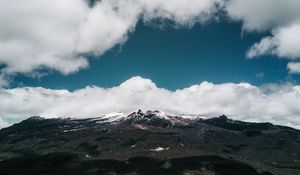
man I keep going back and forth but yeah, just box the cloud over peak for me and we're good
[1,76,300,129]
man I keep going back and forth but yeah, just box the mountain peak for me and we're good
[137,109,143,114]
[27,116,45,121]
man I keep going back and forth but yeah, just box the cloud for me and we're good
[1,0,300,81]
[0,0,90,76]
[1,76,300,129]
[255,72,265,79]
[0,118,8,129]
[246,24,300,59]
[0,0,221,84]
[287,62,300,74]
[225,0,300,65]
[225,0,300,32]
[139,0,222,25]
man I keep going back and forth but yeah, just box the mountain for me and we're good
[0,110,299,175]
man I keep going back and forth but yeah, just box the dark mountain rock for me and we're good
[0,110,299,175]
[0,153,272,175]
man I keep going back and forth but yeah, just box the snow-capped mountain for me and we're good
[0,110,299,175]
[83,110,199,127]
[87,112,126,123]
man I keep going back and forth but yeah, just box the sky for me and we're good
[12,21,291,90]
[1,0,300,128]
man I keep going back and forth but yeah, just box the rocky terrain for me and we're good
[0,110,299,175]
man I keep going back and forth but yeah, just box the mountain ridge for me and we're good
[17,109,289,129]
[0,110,299,175]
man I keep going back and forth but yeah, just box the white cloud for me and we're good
[0,0,221,83]
[225,0,300,59]
[247,24,300,59]
[0,0,90,76]
[1,76,300,129]
[287,62,300,74]
[1,0,300,81]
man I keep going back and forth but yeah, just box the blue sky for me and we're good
[12,21,292,90]
[1,0,300,128]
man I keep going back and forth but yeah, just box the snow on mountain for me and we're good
[89,112,125,123]
[94,110,199,127]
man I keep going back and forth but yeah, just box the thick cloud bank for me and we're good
[1,76,300,129]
